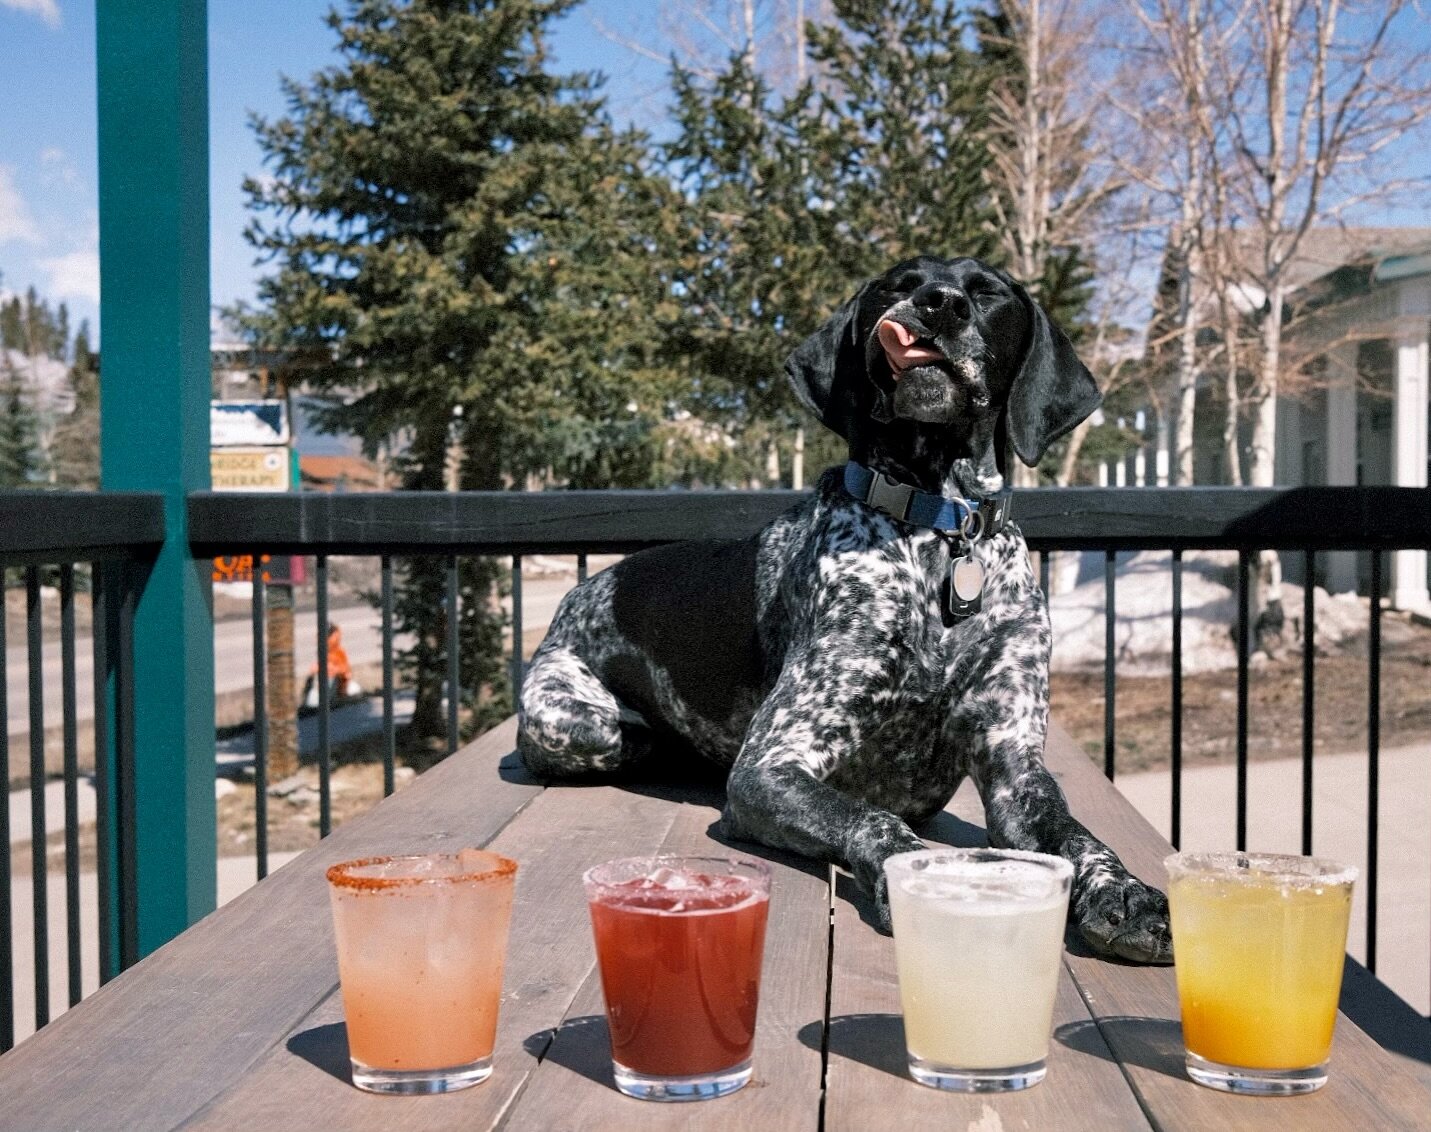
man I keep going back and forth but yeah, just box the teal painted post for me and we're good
[96,0,216,962]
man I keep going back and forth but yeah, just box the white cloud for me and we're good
[0,167,42,245]
[1,0,61,29]
[38,146,77,187]
[38,248,99,303]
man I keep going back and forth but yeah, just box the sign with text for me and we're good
[212,553,291,585]
[211,446,289,492]
[211,399,290,447]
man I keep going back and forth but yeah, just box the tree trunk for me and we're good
[265,583,299,781]
[1248,285,1285,652]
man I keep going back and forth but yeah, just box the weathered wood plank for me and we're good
[181,777,687,1130]
[504,784,830,1129]
[1043,724,1431,1131]
[0,719,540,1132]
[823,784,1156,1131]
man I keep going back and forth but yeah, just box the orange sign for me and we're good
[212,554,289,585]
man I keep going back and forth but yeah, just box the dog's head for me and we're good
[785,255,1100,468]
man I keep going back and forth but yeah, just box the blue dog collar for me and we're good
[843,461,1012,536]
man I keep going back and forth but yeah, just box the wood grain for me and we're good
[503,783,831,1130]
[1043,723,1431,1131]
[822,780,1156,1131]
[0,719,539,1132]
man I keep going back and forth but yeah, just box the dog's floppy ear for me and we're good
[1006,284,1102,466]
[785,286,869,439]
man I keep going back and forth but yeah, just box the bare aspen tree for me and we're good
[1200,0,1431,643]
[980,0,1126,488]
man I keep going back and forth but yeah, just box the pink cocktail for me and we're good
[326,849,517,1094]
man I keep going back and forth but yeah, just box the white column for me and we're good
[1390,327,1429,611]
[1324,343,1359,595]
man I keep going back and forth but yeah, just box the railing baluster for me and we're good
[577,553,588,584]
[511,555,524,702]
[0,573,11,1051]
[1367,551,1382,974]
[316,554,331,839]
[26,566,49,1029]
[251,567,268,881]
[1039,551,1050,599]
[1301,550,1315,857]
[1103,550,1116,780]
[1170,551,1183,850]
[60,565,81,1007]
[381,556,394,797]
[116,566,138,971]
[90,564,116,985]
[446,556,459,756]
[1235,551,1251,853]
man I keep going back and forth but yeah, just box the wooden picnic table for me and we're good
[2,719,1428,1131]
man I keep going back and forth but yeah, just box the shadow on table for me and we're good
[288,1022,352,1084]
[799,1014,908,1080]
[524,1015,618,1091]
[1055,1016,1186,1082]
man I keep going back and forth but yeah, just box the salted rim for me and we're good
[882,847,1074,898]
[582,854,771,901]
[1165,850,1358,887]
[326,850,517,891]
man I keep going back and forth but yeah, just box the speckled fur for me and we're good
[518,256,1172,963]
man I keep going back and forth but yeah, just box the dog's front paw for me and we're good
[1077,875,1173,964]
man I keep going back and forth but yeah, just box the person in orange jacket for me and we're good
[303,624,363,707]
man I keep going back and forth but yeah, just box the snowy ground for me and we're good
[1048,549,1373,675]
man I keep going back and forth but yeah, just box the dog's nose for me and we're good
[910,281,971,325]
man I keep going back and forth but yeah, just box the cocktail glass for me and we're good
[326,848,517,1094]
[884,848,1073,1092]
[583,855,771,1101]
[1166,850,1357,1095]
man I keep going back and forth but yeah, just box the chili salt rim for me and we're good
[326,850,518,891]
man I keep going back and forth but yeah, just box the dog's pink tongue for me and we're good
[877,320,943,374]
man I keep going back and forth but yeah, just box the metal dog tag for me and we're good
[948,554,985,620]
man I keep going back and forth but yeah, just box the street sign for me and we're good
[211,399,289,446]
[211,446,289,492]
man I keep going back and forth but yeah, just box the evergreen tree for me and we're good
[0,354,42,488]
[51,319,100,488]
[241,0,683,739]
[665,0,1001,482]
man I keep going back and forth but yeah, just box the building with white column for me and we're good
[1274,234,1431,613]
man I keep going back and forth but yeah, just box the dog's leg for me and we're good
[722,671,926,931]
[517,646,651,778]
[958,694,1172,964]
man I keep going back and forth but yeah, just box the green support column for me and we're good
[97,0,216,960]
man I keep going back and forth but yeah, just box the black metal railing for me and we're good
[0,492,165,1053]
[4,485,1429,1052]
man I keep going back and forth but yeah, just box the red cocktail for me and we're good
[583,856,771,1101]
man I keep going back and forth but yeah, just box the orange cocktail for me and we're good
[1166,851,1356,1095]
[327,849,517,1094]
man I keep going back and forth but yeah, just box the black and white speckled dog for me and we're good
[518,255,1172,964]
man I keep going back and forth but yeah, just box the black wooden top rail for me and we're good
[187,486,1431,556]
[1,487,1426,562]
[0,491,166,564]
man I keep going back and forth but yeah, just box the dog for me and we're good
[517,255,1172,964]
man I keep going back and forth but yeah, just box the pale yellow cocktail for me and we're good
[1166,851,1356,1095]
[884,849,1072,1091]
[327,849,517,1094]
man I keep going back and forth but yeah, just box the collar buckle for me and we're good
[865,472,915,521]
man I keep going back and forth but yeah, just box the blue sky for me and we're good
[1,1,1428,347]
[0,0,668,343]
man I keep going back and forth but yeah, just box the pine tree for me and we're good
[0,354,42,488]
[51,320,101,488]
[241,0,684,740]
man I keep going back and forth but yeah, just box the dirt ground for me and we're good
[1051,611,1431,774]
